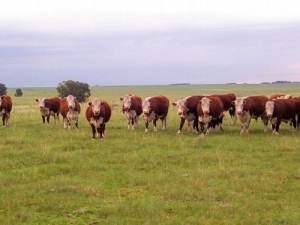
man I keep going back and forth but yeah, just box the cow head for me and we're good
[265,100,275,118]
[172,98,188,115]
[36,97,47,109]
[142,97,152,115]
[120,95,132,112]
[200,97,211,114]
[66,95,76,109]
[233,97,246,115]
[89,98,103,116]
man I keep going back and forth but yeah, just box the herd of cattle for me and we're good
[1,93,300,139]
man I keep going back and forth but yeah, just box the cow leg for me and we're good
[153,119,158,132]
[161,117,166,131]
[274,120,281,135]
[63,117,68,129]
[46,115,50,124]
[54,112,59,124]
[261,116,269,133]
[177,117,185,134]
[144,120,149,132]
[5,113,10,126]
[193,117,199,133]
[102,124,106,138]
[90,125,97,139]
[75,118,79,129]
[42,116,46,124]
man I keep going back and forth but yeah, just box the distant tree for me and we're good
[0,83,7,95]
[15,88,23,97]
[56,80,91,103]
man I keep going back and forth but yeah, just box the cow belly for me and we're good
[238,111,251,123]
[90,117,104,128]
[67,110,79,120]
[183,113,195,122]
[40,108,50,116]
[0,109,5,116]
[125,110,137,120]
[144,111,156,122]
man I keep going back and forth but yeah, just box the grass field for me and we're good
[1,83,300,224]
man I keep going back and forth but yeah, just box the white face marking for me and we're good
[66,95,76,109]
[122,95,132,111]
[90,98,102,116]
[36,97,46,109]
[265,101,275,117]
[142,98,151,115]
[234,98,245,114]
[200,97,211,114]
[173,98,188,116]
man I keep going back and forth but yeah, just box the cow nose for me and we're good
[94,110,100,115]
[237,111,242,114]
[178,111,182,115]
[204,110,209,114]
[143,110,149,115]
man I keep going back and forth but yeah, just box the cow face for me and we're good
[66,95,76,109]
[234,98,246,115]
[142,98,151,115]
[172,99,187,115]
[121,95,132,112]
[200,97,211,114]
[36,97,47,109]
[265,100,275,118]
[89,98,102,116]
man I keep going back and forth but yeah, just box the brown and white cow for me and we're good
[0,95,12,127]
[60,95,81,129]
[212,93,236,125]
[233,95,269,134]
[172,96,205,134]
[265,99,296,134]
[142,95,169,132]
[270,94,292,100]
[86,98,111,139]
[120,94,142,130]
[197,96,224,134]
[35,97,61,124]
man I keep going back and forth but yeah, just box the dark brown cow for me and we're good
[265,99,296,134]
[197,96,224,134]
[86,98,111,139]
[172,95,205,134]
[211,93,236,125]
[59,95,81,129]
[35,97,61,124]
[293,97,300,130]
[120,94,142,129]
[0,95,12,127]
[233,95,269,134]
[142,95,169,132]
[270,94,292,100]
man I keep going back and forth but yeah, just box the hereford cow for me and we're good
[86,98,111,139]
[35,97,61,124]
[142,95,169,132]
[60,95,81,129]
[0,95,12,127]
[197,96,224,134]
[265,99,297,134]
[212,93,236,125]
[120,94,142,130]
[172,95,205,134]
[233,95,269,134]
[270,94,292,100]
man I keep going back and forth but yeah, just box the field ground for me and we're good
[1,84,300,224]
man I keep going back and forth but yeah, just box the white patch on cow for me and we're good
[124,110,138,129]
[200,97,211,114]
[66,110,79,130]
[265,101,274,117]
[237,111,251,134]
[0,109,5,116]
[144,111,156,123]
[142,97,151,115]
[90,117,104,129]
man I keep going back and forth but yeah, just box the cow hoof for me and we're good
[200,133,205,138]
[176,130,181,134]
[145,129,148,133]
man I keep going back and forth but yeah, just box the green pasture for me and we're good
[1,84,300,224]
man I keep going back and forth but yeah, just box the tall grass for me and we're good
[1,84,300,224]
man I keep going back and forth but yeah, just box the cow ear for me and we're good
[36,98,39,102]
[88,102,92,106]
[172,102,177,106]
[231,101,235,105]
[101,101,104,105]
[120,98,123,101]
[243,100,246,104]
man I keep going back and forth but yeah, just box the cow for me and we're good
[142,95,169,132]
[293,97,300,130]
[232,95,269,134]
[270,94,292,100]
[212,93,236,126]
[172,95,205,134]
[59,95,81,129]
[265,99,297,134]
[197,96,224,134]
[35,97,61,124]
[0,95,12,127]
[86,98,111,139]
[120,94,142,130]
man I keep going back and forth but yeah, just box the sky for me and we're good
[1,0,300,87]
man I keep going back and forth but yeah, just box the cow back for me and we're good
[0,95,12,112]
[44,97,61,112]
[273,99,296,119]
[150,95,169,116]
[185,96,205,114]
[131,95,142,116]
[245,95,269,116]
[212,93,236,111]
